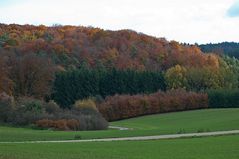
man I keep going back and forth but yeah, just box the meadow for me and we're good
[1,108,239,142]
[0,135,239,159]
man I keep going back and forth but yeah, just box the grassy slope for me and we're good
[111,108,239,132]
[1,109,239,142]
[0,135,239,159]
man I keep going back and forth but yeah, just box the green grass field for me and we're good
[0,135,239,159]
[0,109,239,142]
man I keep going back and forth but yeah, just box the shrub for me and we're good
[36,119,80,131]
[35,119,52,128]
[9,108,46,126]
[44,100,60,114]
[52,109,108,130]
[34,107,108,131]
[0,98,13,122]
[98,89,208,121]
[53,120,68,130]
[35,115,107,131]
[6,97,47,125]
[77,109,108,130]
[74,98,97,111]
[67,119,80,131]
[207,89,239,108]
[17,97,43,113]
[93,95,104,105]
[0,96,108,131]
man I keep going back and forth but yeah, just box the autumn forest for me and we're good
[0,24,239,130]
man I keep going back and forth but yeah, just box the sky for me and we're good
[0,0,239,44]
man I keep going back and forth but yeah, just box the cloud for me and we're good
[0,0,24,7]
[227,0,239,17]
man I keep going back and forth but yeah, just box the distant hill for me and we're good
[0,24,219,71]
[199,42,239,58]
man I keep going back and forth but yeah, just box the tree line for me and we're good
[53,67,166,108]
[199,42,239,59]
[1,51,238,109]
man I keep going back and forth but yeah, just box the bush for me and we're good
[98,89,208,121]
[76,109,108,130]
[207,89,239,108]
[36,119,80,131]
[67,119,80,130]
[0,93,14,122]
[0,99,12,123]
[17,97,43,113]
[74,98,97,111]
[0,96,108,131]
[35,109,108,131]
[10,110,46,126]
[6,97,46,125]
[93,95,104,105]
[44,100,60,114]
[54,109,108,130]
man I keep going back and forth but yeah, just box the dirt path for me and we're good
[108,126,132,130]
[1,130,239,144]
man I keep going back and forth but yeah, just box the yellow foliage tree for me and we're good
[165,65,188,89]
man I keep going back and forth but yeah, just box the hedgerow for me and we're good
[98,89,208,121]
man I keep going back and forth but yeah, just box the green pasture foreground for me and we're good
[0,135,239,159]
[1,109,239,142]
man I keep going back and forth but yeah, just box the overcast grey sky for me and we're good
[0,0,239,44]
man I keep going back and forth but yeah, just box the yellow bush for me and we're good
[74,98,97,111]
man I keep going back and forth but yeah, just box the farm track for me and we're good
[1,130,239,144]
[108,126,132,130]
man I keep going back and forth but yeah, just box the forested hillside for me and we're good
[0,24,239,128]
[0,24,219,71]
[0,24,234,97]
[200,42,239,58]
